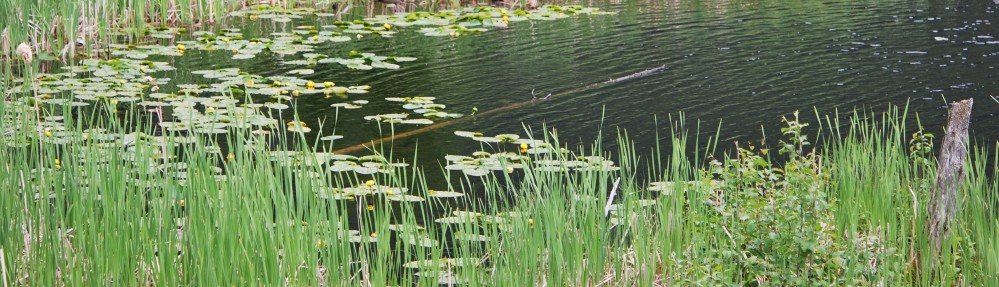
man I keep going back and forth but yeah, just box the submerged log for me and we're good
[924,98,973,271]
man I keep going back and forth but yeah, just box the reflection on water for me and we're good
[178,0,999,167]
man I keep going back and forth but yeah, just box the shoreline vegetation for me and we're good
[0,0,552,65]
[2,0,998,286]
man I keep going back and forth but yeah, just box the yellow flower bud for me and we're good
[247,80,254,86]
[176,44,186,50]
[323,81,334,87]
[180,199,186,207]
[292,90,300,97]
[370,232,377,238]
[367,204,375,211]
[383,23,392,30]
[227,153,235,161]
[306,81,316,89]
[356,34,363,39]
[365,180,375,187]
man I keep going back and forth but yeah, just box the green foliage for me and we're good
[670,114,891,286]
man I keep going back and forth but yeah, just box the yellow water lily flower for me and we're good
[176,44,186,50]
[365,180,375,187]
[292,90,300,97]
[306,81,316,89]
[323,81,334,87]
[367,204,375,211]
[383,23,392,30]
[247,80,255,86]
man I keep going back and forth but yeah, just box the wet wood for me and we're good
[924,98,972,271]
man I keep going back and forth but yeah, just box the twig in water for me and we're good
[604,177,621,217]
[2,248,9,287]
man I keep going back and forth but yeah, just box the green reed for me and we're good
[2,88,998,285]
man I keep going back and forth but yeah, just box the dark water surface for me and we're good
[179,0,999,169]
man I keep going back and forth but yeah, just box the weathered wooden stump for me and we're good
[924,98,973,271]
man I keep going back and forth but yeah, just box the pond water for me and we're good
[169,0,999,167]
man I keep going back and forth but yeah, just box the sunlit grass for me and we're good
[1,91,996,285]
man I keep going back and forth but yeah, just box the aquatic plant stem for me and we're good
[333,65,669,154]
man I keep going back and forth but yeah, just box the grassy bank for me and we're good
[0,96,996,285]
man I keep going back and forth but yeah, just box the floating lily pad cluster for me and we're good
[385,96,463,118]
[647,179,724,195]
[9,59,174,107]
[534,155,620,172]
[364,5,614,37]
[361,96,465,125]
[289,51,417,70]
[404,257,481,285]
[326,154,410,174]
[228,4,342,22]
[606,199,658,226]
[147,26,186,39]
[445,131,620,176]
[324,20,398,39]
[444,152,527,177]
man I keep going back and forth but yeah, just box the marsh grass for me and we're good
[2,81,996,286]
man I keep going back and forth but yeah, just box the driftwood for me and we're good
[924,98,973,271]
